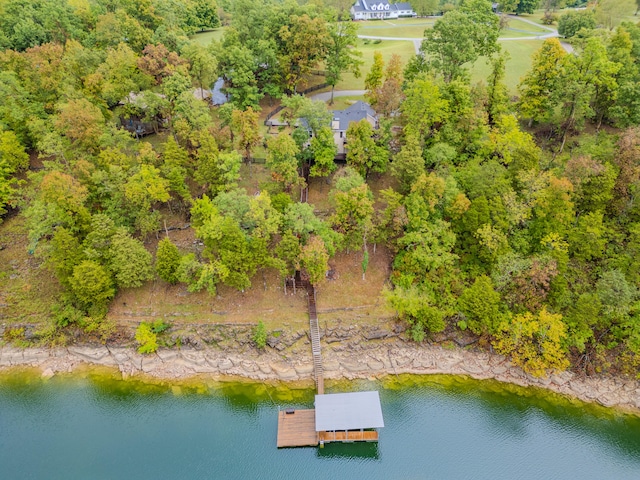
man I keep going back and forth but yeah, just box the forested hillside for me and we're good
[1,0,640,379]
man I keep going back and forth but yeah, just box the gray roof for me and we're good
[352,0,413,13]
[332,101,376,131]
[315,391,384,431]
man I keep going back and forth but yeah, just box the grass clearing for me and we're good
[0,215,61,327]
[336,39,416,90]
[324,95,366,110]
[190,28,226,46]
[471,39,543,94]
[501,17,550,34]
[358,21,433,38]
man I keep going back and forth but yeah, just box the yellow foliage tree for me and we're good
[493,307,569,377]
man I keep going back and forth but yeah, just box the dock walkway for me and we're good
[307,284,324,395]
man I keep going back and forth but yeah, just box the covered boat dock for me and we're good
[276,391,384,448]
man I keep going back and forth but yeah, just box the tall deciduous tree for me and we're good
[300,235,329,286]
[108,227,154,288]
[326,22,362,104]
[401,75,449,139]
[231,107,261,162]
[266,132,302,191]
[69,260,115,315]
[345,119,388,178]
[486,51,511,126]
[310,126,337,179]
[278,14,330,93]
[518,38,567,126]
[420,0,500,82]
[331,180,374,252]
[365,51,384,105]
[390,133,425,194]
[181,42,218,92]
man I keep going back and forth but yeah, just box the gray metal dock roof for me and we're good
[315,391,384,431]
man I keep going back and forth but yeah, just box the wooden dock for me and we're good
[277,410,318,447]
[276,409,379,447]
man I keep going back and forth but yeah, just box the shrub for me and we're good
[150,319,170,334]
[541,12,558,25]
[135,322,158,354]
[558,10,596,38]
[253,320,267,349]
[156,237,181,284]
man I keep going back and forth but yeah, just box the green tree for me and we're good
[420,0,500,82]
[189,0,221,31]
[194,131,241,195]
[310,127,337,179]
[217,41,261,109]
[109,228,154,288]
[278,14,330,93]
[518,38,567,126]
[326,21,362,104]
[401,75,450,139]
[299,235,329,286]
[231,107,261,162]
[486,51,511,126]
[69,260,115,314]
[156,237,181,284]
[345,119,388,178]
[266,132,302,191]
[568,211,607,261]
[331,181,374,251]
[558,10,597,38]
[390,133,425,194]
[555,37,620,152]
[458,275,503,335]
[46,227,85,288]
[387,286,446,341]
[161,136,191,204]
[365,51,384,105]
[0,130,28,217]
[181,42,218,92]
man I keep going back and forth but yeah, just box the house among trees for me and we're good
[331,101,378,157]
[350,0,416,20]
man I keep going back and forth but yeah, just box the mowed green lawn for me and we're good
[335,39,417,90]
[357,19,435,38]
[471,39,544,93]
[190,28,226,46]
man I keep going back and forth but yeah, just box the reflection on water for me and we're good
[1,369,639,480]
[317,441,380,460]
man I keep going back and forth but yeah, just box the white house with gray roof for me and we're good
[351,0,415,20]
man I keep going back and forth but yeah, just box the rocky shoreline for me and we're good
[1,323,639,413]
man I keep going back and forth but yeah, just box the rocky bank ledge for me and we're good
[1,323,639,413]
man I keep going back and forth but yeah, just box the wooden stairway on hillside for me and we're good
[307,285,324,395]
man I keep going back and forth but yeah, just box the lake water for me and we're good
[1,370,639,479]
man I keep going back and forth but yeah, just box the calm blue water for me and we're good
[0,371,639,479]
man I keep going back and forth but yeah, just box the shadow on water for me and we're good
[316,441,380,460]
